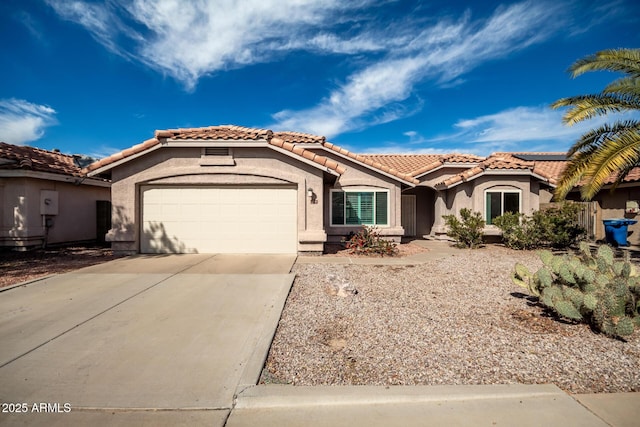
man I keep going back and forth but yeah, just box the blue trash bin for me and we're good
[603,219,638,246]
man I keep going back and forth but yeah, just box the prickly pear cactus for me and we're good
[511,244,640,339]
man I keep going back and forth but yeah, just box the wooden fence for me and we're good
[540,201,599,241]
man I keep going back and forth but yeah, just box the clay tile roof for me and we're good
[361,153,484,177]
[273,131,325,144]
[614,168,640,184]
[495,152,568,185]
[158,125,273,141]
[325,148,419,184]
[86,125,342,175]
[434,152,570,188]
[360,154,443,175]
[410,159,444,177]
[482,154,534,170]
[533,161,566,185]
[443,153,485,163]
[0,142,84,177]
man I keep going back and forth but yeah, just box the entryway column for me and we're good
[431,191,448,235]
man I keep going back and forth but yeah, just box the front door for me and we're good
[401,195,416,237]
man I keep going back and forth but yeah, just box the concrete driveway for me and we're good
[0,254,296,426]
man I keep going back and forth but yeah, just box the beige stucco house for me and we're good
[0,142,111,250]
[565,168,640,246]
[86,125,576,255]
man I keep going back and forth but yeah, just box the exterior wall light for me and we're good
[307,188,318,204]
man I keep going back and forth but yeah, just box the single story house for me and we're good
[565,168,640,246]
[0,142,111,250]
[87,125,597,255]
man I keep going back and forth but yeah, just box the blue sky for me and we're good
[1,0,638,159]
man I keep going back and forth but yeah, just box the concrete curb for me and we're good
[235,384,566,409]
[0,274,56,293]
[236,273,296,391]
[228,384,611,427]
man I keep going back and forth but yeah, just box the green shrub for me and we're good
[512,242,640,339]
[537,203,585,249]
[343,226,398,256]
[442,208,485,249]
[493,212,543,250]
[494,202,585,250]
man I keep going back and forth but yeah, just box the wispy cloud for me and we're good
[13,10,47,44]
[270,1,566,137]
[423,105,640,156]
[45,0,619,141]
[46,0,379,89]
[45,0,140,60]
[0,99,57,145]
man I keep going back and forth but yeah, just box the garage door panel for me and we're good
[141,187,297,254]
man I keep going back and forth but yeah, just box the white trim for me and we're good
[484,188,522,224]
[0,170,111,187]
[329,188,390,227]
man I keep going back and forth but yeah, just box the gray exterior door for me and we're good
[401,195,416,237]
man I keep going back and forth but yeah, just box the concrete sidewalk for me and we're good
[227,384,640,427]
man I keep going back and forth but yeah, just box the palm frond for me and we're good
[570,49,640,78]
[565,121,636,156]
[554,150,594,200]
[555,49,640,201]
[603,76,640,97]
[551,94,640,125]
[557,121,640,200]
[579,127,640,200]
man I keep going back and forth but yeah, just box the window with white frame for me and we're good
[485,190,521,225]
[331,190,389,226]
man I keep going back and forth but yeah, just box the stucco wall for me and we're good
[431,174,546,235]
[590,186,640,246]
[0,176,110,249]
[319,151,405,242]
[417,167,472,188]
[107,145,326,254]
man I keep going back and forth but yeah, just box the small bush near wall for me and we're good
[442,208,485,249]
[540,202,586,249]
[343,226,398,256]
[494,202,585,250]
[493,212,542,250]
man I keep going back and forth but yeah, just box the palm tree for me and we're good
[552,48,640,201]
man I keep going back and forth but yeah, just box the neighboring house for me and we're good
[84,125,640,254]
[565,168,640,246]
[0,142,111,250]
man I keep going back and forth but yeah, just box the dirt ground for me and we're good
[0,245,121,288]
[0,242,425,288]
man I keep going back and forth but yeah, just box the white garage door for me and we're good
[141,186,297,254]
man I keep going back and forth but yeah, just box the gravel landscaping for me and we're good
[264,245,640,394]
